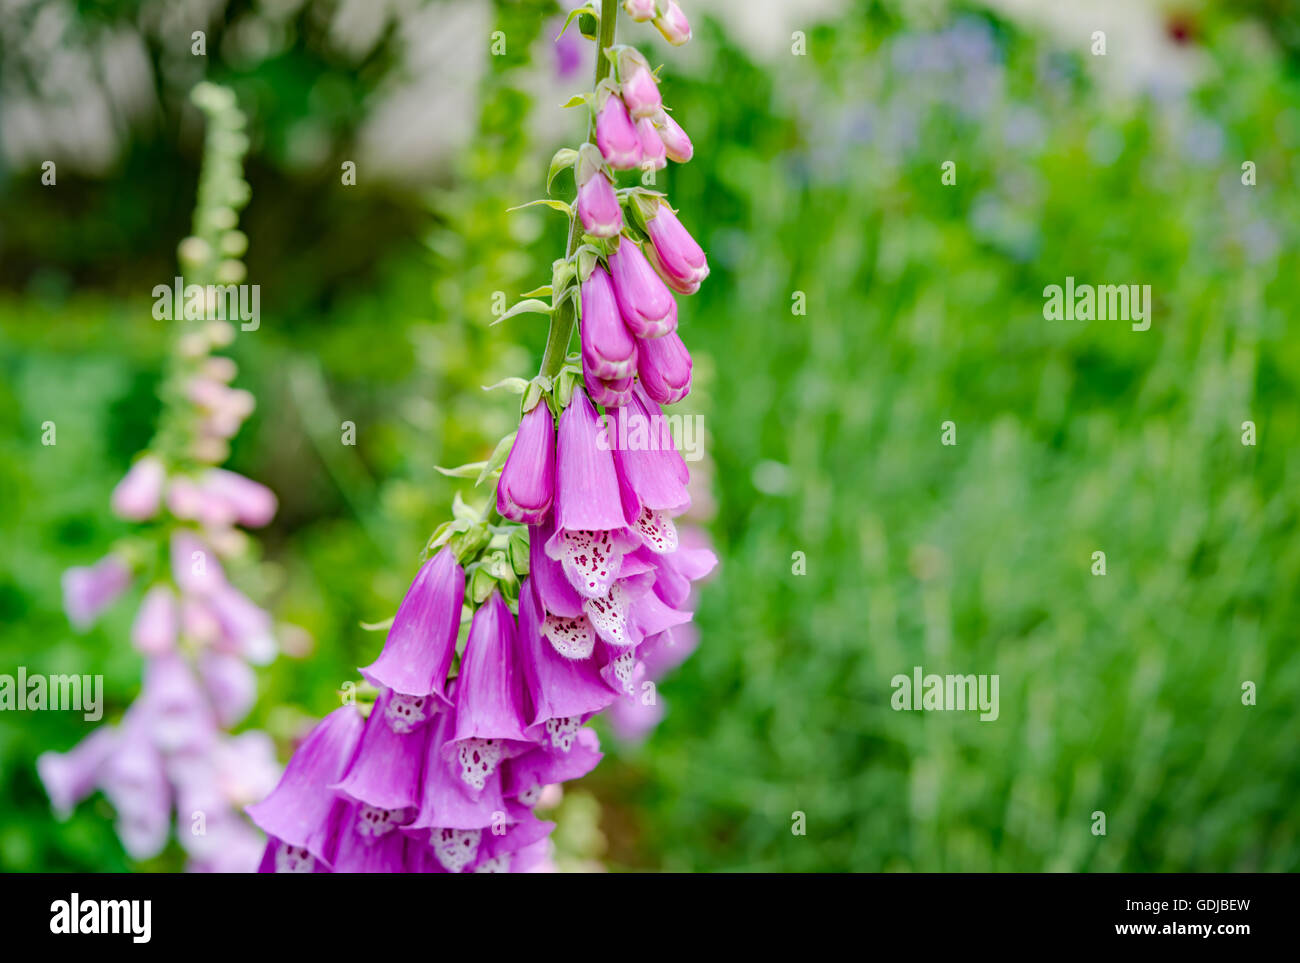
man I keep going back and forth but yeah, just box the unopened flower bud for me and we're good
[654,1,692,46]
[595,94,642,170]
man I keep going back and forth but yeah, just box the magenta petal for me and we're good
[581,266,638,380]
[505,727,603,799]
[331,800,413,872]
[518,579,616,739]
[208,584,276,665]
[496,404,556,525]
[246,707,365,868]
[410,700,509,830]
[530,517,584,618]
[446,592,533,766]
[644,203,708,294]
[608,240,676,338]
[657,112,694,163]
[547,390,634,536]
[258,838,330,873]
[636,116,667,170]
[638,623,700,679]
[360,547,464,705]
[595,94,642,170]
[576,172,623,238]
[472,811,556,871]
[331,689,433,811]
[608,389,691,518]
[637,329,693,404]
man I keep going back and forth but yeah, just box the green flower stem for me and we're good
[538,0,619,382]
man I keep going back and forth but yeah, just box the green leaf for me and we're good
[359,616,394,632]
[477,432,517,486]
[434,461,488,479]
[491,298,553,327]
[518,285,553,298]
[481,377,529,395]
[547,148,579,194]
[559,93,591,109]
[506,198,572,216]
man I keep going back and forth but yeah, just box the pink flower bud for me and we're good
[576,172,623,238]
[608,239,676,338]
[596,94,643,170]
[132,585,178,655]
[657,112,693,163]
[581,266,638,380]
[636,117,667,170]
[497,402,556,524]
[637,330,692,404]
[654,0,691,45]
[202,468,278,527]
[643,203,709,294]
[619,56,662,119]
[111,455,166,521]
[623,0,656,21]
[586,371,634,408]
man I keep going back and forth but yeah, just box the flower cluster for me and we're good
[247,0,715,873]
[38,84,282,872]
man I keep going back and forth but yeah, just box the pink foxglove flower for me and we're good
[657,112,694,163]
[637,329,693,404]
[595,93,642,170]
[643,201,709,294]
[618,51,662,119]
[622,0,656,20]
[575,159,623,238]
[360,546,465,705]
[495,403,556,524]
[581,265,638,380]
[654,0,692,45]
[546,389,640,599]
[636,116,667,171]
[608,238,677,338]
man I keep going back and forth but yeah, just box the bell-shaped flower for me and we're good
[247,707,365,871]
[657,112,693,163]
[608,238,676,338]
[545,390,640,598]
[622,0,656,20]
[170,531,225,597]
[643,202,709,295]
[359,546,464,706]
[198,650,256,728]
[609,387,691,555]
[111,455,166,521]
[637,329,692,404]
[331,688,433,812]
[654,0,692,45]
[518,579,615,737]
[617,49,662,119]
[575,146,623,238]
[637,116,667,170]
[585,366,635,408]
[495,403,555,524]
[581,265,638,380]
[443,592,534,792]
[595,92,642,170]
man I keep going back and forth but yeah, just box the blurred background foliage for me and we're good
[1,0,1297,871]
